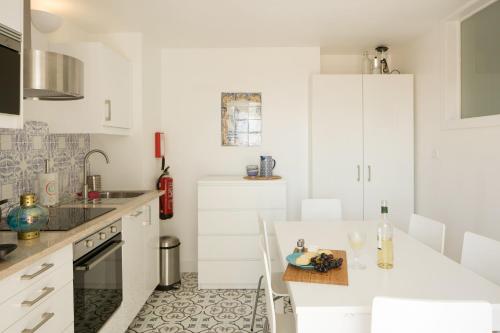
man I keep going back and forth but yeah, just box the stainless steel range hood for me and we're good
[23,0,84,100]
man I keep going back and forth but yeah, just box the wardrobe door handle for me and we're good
[367,165,372,182]
[357,165,361,182]
[105,99,112,121]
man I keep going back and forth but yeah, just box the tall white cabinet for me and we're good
[197,176,287,289]
[311,74,413,226]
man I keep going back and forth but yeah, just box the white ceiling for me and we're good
[31,0,469,53]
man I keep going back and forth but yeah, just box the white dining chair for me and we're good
[408,213,446,254]
[260,243,295,333]
[300,198,342,221]
[371,297,492,333]
[461,231,500,285]
[251,217,289,331]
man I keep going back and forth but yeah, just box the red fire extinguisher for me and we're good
[157,160,173,220]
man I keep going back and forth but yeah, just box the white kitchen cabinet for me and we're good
[197,176,287,289]
[0,245,73,333]
[0,0,22,32]
[362,75,414,224]
[311,75,414,224]
[23,41,133,134]
[144,199,160,294]
[109,198,159,332]
[310,75,364,220]
[311,74,414,226]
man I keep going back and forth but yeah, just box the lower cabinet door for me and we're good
[122,214,145,321]
[5,281,73,333]
[144,200,160,295]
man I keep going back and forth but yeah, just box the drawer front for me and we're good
[198,235,279,260]
[198,210,286,235]
[198,184,286,210]
[4,281,74,333]
[0,262,73,332]
[198,261,262,289]
[0,245,72,304]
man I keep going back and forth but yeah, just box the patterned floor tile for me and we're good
[127,273,291,333]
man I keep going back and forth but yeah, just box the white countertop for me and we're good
[0,190,163,281]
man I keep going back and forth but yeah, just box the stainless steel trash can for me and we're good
[157,235,181,290]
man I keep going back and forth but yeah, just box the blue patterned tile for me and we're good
[0,121,90,205]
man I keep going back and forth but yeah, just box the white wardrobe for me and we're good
[311,74,414,226]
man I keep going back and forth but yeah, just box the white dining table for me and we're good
[273,221,500,333]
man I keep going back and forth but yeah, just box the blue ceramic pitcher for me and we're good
[260,156,276,177]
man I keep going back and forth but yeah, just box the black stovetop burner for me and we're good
[0,207,116,231]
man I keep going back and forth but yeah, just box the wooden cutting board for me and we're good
[243,175,282,180]
[282,250,348,286]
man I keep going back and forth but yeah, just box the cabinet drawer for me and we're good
[198,235,278,260]
[0,262,73,332]
[198,210,286,235]
[0,245,72,304]
[4,281,73,333]
[198,261,262,289]
[198,184,286,210]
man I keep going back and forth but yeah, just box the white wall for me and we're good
[395,24,500,261]
[161,47,320,271]
[321,54,363,74]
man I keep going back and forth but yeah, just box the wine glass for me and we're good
[348,231,367,270]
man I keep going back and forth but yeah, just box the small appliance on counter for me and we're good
[6,193,49,240]
[38,160,59,206]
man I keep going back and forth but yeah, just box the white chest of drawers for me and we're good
[197,176,287,289]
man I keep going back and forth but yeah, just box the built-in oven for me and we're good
[73,220,124,333]
[0,23,21,115]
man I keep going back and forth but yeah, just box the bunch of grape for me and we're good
[310,253,343,273]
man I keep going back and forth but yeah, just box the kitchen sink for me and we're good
[98,191,146,199]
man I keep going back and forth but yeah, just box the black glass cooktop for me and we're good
[0,207,116,231]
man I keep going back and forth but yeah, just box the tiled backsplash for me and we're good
[0,121,90,209]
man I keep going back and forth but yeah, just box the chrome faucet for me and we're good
[83,149,110,201]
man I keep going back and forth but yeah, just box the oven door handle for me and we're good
[75,241,125,271]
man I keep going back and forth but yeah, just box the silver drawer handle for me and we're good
[21,312,54,333]
[131,210,143,217]
[21,263,54,280]
[22,287,55,307]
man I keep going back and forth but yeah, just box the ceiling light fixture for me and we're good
[31,9,62,33]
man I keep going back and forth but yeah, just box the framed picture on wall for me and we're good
[221,92,262,146]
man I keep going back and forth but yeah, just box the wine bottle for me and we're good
[377,200,394,269]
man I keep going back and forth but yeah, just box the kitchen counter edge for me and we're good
[0,190,163,281]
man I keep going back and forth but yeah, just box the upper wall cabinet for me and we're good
[24,42,133,134]
[0,0,22,32]
[0,0,23,129]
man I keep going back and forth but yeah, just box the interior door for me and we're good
[311,75,364,220]
[362,75,414,227]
